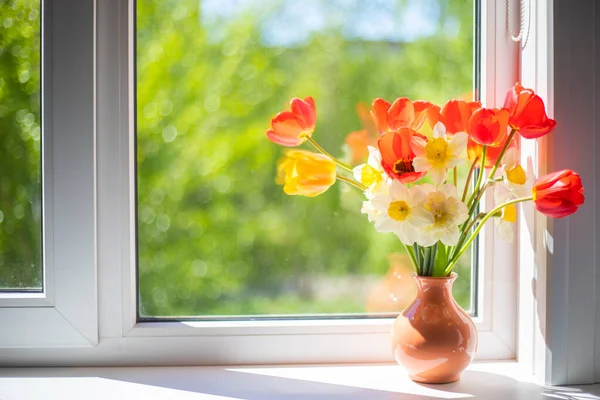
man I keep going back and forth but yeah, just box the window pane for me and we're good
[136,0,475,317]
[0,0,42,291]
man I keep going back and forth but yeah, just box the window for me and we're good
[0,0,524,367]
[136,0,476,319]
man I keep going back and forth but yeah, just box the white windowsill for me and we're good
[1,362,598,399]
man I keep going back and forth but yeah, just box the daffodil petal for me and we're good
[428,166,446,186]
[396,224,417,245]
[444,156,465,170]
[408,206,434,226]
[389,180,409,201]
[447,131,469,155]
[503,147,519,169]
[433,122,447,139]
[353,164,367,182]
[417,231,438,247]
[411,157,433,172]
[408,185,426,205]
[440,227,461,246]
[496,219,514,242]
[366,146,382,168]
[439,184,459,199]
[374,215,398,233]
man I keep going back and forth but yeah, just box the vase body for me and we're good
[391,273,477,384]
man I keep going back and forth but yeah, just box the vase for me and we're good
[390,273,477,384]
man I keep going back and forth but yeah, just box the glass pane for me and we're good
[0,0,42,291]
[137,0,475,317]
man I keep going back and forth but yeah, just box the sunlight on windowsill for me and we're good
[0,362,599,399]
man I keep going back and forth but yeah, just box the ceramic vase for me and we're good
[390,273,477,384]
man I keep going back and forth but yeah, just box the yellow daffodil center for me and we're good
[425,138,448,166]
[388,200,410,221]
[502,204,517,222]
[360,165,382,187]
[506,164,527,185]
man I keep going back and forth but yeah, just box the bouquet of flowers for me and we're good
[265,83,585,277]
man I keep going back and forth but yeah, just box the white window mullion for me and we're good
[0,0,98,348]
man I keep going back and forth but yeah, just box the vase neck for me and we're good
[413,274,456,302]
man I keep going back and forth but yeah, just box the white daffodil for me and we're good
[361,200,380,223]
[366,180,432,245]
[411,122,468,186]
[494,183,517,242]
[501,147,529,197]
[418,184,469,247]
[353,146,389,198]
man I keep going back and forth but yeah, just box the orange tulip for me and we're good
[345,129,376,164]
[378,127,427,183]
[503,83,556,139]
[266,97,316,147]
[276,150,336,197]
[370,98,433,134]
[532,170,584,218]
[427,99,482,134]
[468,108,510,146]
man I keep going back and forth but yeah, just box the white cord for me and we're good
[506,0,530,49]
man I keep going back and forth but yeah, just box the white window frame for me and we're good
[0,0,522,366]
[517,0,600,386]
[0,0,98,348]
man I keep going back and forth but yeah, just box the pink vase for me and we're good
[390,273,477,384]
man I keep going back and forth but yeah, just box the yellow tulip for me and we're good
[276,150,337,197]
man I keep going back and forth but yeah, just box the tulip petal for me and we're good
[371,98,392,134]
[290,97,316,129]
[387,98,415,131]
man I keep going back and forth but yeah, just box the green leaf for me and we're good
[432,243,449,277]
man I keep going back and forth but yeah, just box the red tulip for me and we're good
[503,83,556,139]
[468,108,509,146]
[370,98,433,134]
[378,127,427,183]
[266,97,316,146]
[426,99,481,134]
[532,170,584,218]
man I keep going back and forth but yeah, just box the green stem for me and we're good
[462,156,479,203]
[307,136,353,172]
[336,174,367,191]
[429,243,438,277]
[423,246,432,276]
[453,167,458,187]
[444,196,534,275]
[450,182,492,262]
[413,243,423,275]
[488,129,517,180]
[462,212,487,235]
[468,146,487,208]
[467,180,493,218]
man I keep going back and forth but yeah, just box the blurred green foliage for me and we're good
[0,0,41,289]
[136,0,474,316]
[0,0,474,314]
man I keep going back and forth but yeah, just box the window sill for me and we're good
[1,362,598,399]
